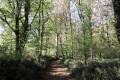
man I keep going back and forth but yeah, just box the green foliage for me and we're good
[62,58,120,80]
[0,0,120,79]
[0,56,55,80]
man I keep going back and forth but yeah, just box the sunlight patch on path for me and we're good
[42,59,75,80]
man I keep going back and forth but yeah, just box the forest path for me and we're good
[42,59,75,80]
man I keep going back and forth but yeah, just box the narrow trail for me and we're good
[42,59,75,80]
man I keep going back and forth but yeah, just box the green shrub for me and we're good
[0,55,55,80]
[62,58,120,80]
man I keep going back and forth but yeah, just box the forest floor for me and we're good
[42,59,75,80]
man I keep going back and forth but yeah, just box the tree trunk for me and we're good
[60,35,64,59]
[100,26,102,59]
[23,0,30,41]
[68,0,73,59]
[15,13,20,56]
[39,0,44,62]
[83,27,86,64]
[91,30,93,58]
[20,0,30,54]
[106,23,110,48]
[112,0,120,44]
[64,11,68,58]
[38,0,41,57]
[45,35,48,55]
[15,0,21,58]
[56,33,59,58]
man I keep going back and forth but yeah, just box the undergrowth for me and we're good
[0,56,56,80]
[61,58,120,80]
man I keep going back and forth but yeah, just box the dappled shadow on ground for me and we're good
[42,59,75,80]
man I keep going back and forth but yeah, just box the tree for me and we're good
[112,0,120,44]
[0,0,39,59]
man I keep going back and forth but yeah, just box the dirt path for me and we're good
[42,59,75,80]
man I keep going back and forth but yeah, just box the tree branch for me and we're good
[29,7,40,29]
[43,12,49,23]
[7,0,15,14]
[0,16,15,32]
